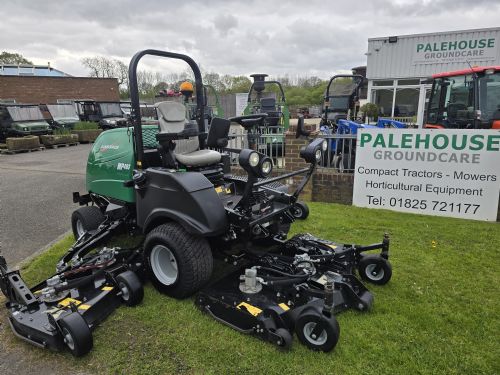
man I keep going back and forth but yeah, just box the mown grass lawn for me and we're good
[8,203,500,375]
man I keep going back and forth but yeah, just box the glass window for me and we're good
[397,79,420,85]
[372,89,394,116]
[372,80,394,86]
[394,88,419,116]
[478,71,500,122]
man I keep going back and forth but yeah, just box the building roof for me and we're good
[432,65,500,78]
[0,64,70,77]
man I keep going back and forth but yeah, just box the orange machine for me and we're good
[425,66,500,129]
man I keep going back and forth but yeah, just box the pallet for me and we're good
[44,142,80,149]
[1,146,46,155]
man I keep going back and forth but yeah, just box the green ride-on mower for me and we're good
[1,50,392,356]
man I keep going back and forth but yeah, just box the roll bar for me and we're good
[324,74,364,99]
[128,49,205,169]
[247,81,287,103]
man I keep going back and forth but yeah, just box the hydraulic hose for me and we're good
[256,266,306,278]
[54,267,106,293]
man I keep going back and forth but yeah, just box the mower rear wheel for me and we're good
[358,255,392,285]
[116,270,144,306]
[291,201,309,220]
[59,313,93,357]
[144,223,213,298]
[71,206,105,239]
[295,312,340,352]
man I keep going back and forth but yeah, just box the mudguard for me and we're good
[136,168,228,236]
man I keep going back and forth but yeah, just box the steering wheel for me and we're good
[229,114,268,130]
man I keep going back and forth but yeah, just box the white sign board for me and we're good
[412,36,498,65]
[235,93,248,116]
[353,129,500,221]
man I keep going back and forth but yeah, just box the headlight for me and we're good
[322,140,328,151]
[23,127,28,131]
[109,120,116,125]
[249,152,260,167]
[300,138,326,164]
[315,149,322,160]
[260,158,273,176]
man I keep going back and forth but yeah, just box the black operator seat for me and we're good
[260,97,281,126]
[155,101,221,167]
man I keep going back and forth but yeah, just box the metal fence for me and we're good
[318,134,357,172]
[226,125,287,168]
[378,116,417,128]
[225,125,357,174]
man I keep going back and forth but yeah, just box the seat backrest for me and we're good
[260,97,277,112]
[207,117,231,148]
[156,101,186,133]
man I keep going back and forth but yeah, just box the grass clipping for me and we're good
[7,203,500,375]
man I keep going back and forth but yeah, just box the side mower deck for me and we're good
[196,233,391,352]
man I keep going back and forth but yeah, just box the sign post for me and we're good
[352,129,500,221]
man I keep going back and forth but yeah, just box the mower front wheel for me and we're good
[358,255,392,285]
[58,313,93,357]
[291,201,309,220]
[144,223,213,298]
[116,270,144,306]
[295,312,340,352]
[71,206,105,239]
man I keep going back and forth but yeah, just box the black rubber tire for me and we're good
[58,313,93,357]
[116,270,144,306]
[358,255,392,285]
[71,206,105,239]
[295,312,340,352]
[275,328,293,350]
[144,222,213,298]
[292,201,310,220]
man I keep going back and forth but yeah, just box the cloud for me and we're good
[213,14,238,35]
[0,0,498,78]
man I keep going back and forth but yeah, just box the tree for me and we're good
[0,51,33,65]
[81,56,128,86]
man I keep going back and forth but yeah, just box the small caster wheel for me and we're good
[295,312,340,352]
[116,270,144,306]
[292,201,309,220]
[358,255,392,285]
[59,313,93,357]
[275,328,293,350]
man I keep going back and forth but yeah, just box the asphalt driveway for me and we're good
[0,144,92,265]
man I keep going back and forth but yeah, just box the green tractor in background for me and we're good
[242,74,289,161]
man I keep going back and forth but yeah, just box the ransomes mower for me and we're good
[1,49,393,355]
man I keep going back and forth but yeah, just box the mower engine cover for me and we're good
[86,125,159,203]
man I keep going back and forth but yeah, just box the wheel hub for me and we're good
[303,322,327,346]
[150,245,178,286]
[366,264,384,281]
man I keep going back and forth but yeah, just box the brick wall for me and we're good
[282,125,353,204]
[0,76,119,104]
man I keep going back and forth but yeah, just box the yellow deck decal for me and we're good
[278,303,290,311]
[78,304,91,310]
[327,244,337,250]
[237,302,262,317]
[101,286,114,291]
[58,298,81,307]
[215,186,223,193]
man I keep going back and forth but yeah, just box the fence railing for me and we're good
[224,125,357,173]
[378,116,417,128]
[226,125,287,168]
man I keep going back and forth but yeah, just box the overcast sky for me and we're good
[1,0,499,79]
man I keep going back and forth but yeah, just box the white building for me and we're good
[366,27,500,126]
